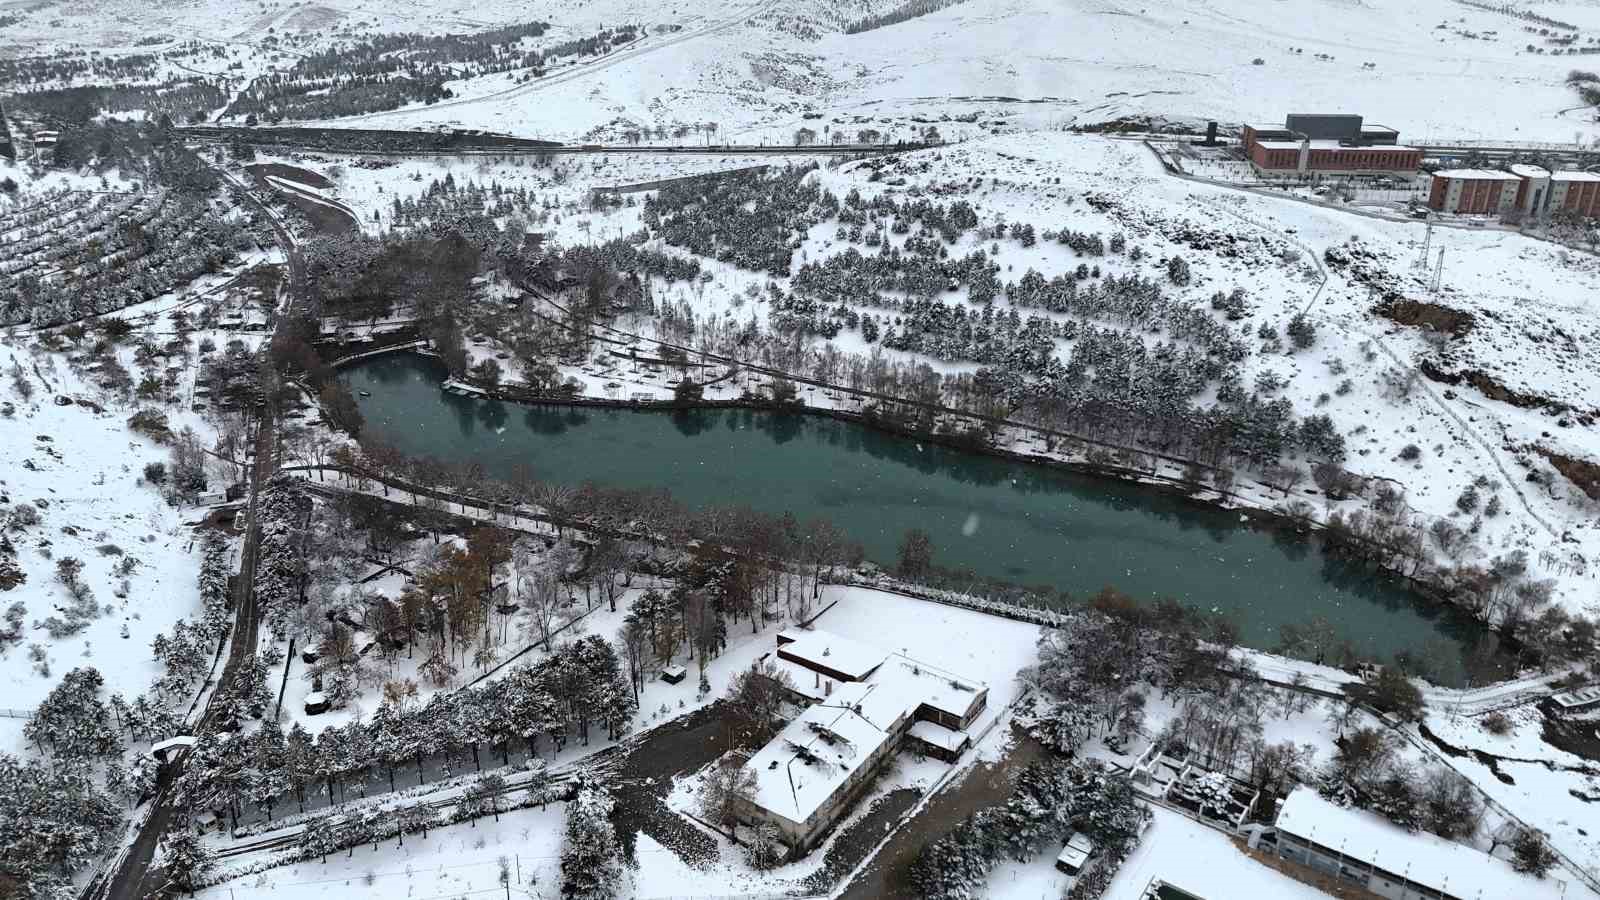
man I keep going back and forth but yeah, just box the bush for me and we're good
[1512,828,1558,877]
[1286,314,1317,349]
[1399,444,1422,461]
[1166,255,1191,286]
[9,504,41,529]
[142,462,168,485]
[1482,711,1512,735]
[1455,484,1479,514]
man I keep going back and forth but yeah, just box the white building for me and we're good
[1273,787,1567,900]
[735,628,989,855]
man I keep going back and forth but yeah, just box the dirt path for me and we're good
[836,731,1047,900]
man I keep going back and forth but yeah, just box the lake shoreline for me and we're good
[334,349,1520,681]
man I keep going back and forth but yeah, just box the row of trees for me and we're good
[223,22,637,122]
[173,635,633,827]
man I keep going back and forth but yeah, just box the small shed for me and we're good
[1055,832,1095,876]
[660,665,687,685]
[304,691,330,715]
[151,735,197,764]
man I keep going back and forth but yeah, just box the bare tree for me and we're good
[617,616,649,701]
[698,754,757,831]
[517,546,564,650]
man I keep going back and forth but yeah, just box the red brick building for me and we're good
[1428,167,1600,218]
[1427,170,1519,215]
[1242,114,1422,175]
[1549,171,1600,217]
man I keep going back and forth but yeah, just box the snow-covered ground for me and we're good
[0,334,244,746]
[299,128,1600,624]
[195,802,568,900]
[990,804,1328,900]
[14,0,1600,147]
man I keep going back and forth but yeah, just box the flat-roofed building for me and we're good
[1274,787,1567,900]
[1549,170,1600,217]
[1242,114,1421,175]
[1426,169,1520,215]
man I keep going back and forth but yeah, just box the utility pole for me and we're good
[1416,221,1433,270]
[1430,247,1445,294]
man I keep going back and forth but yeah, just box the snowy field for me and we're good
[194,803,569,900]
[11,0,1600,146]
[0,332,246,740]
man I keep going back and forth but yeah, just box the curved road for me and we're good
[88,163,300,900]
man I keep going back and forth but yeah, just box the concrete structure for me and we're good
[1551,684,1600,712]
[1509,163,1552,213]
[1273,787,1566,900]
[1426,169,1520,215]
[1242,113,1421,174]
[31,130,58,165]
[735,628,988,855]
[1429,166,1600,218]
[1549,170,1600,217]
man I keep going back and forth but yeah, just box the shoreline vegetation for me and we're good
[310,346,1551,686]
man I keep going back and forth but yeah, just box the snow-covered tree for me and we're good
[25,666,120,761]
[159,827,215,894]
[560,780,623,900]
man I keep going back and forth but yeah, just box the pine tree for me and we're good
[560,781,623,900]
[160,827,215,894]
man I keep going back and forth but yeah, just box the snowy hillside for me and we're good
[10,0,1600,144]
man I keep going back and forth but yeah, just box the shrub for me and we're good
[1166,255,1191,285]
[9,504,41,529]
[1399,444,1422,461]
[143,462,168,485]
[1512,828,1558,877]
[1286,314,1317,349]
[1482,711,1512,735]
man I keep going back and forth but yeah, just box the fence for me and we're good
[0,707,33,719]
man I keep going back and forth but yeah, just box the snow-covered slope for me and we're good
[11,0,1600,145]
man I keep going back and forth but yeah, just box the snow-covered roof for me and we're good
[1275,788,1567,900]
[1431,169,1520,181]
[1056,831,1094,869]
[150,735,196,756]
[1254,139,1417,151]
[907,719,967,752]
[873,655,987,723]
[1551,170,1600,182]
[1552,685,1600,708]
[776,628,889,681]
[1508,164,1550,179]
[745,681,904,826]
